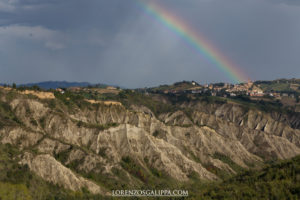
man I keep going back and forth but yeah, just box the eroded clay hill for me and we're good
[0,88,299,195]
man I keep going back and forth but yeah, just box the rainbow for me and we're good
[135,0,249,83]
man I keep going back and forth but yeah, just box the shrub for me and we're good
[121,156,148,183]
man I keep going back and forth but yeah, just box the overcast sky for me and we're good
[0,0,299,88]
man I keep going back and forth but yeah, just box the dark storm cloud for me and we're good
[0,0,299,87]
[268,0,300,6]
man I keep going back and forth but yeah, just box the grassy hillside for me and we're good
[255,79,300,93]
[191,156,300,200]
[0,143,103,200]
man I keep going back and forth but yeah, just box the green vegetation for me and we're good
[0,100,22,127]
[213,153,244,174]
[54,147,72,164]
[259,82,291,92]
[66,153,300,199]
[39,116,46,129]
[117,90,177,116]
[190,155,300,199]
[149,81,198,93]
[196,95,227,105]
[255,80,300,103]
[0,143,105,200]
[54,90,87,110]
[121,156,148,183]
[120,156,181,190]
[227,94,296,114]
[16,85,41,92]
[75,120,118,131]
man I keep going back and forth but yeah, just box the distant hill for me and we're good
[254,79,300,93]
[18,81,106,90]
[148,80,200,93]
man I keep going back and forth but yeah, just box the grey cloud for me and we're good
[0,25,66,50]
[0,0,299,87]
[98,13,228,88]
[0,0,16,12]
[267,0,300,6]
[0,0,55,12]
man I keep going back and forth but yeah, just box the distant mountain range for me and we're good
[17,81,107,89]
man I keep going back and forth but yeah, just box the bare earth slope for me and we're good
[0,88,299,195]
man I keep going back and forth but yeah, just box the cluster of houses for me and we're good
[161,81,298,99]
[206,81,297,99]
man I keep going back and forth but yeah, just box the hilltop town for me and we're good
[1,79,299,111]
[141,79,300,105]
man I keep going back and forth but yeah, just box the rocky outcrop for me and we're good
[94,124,217,181]
[19,152,108,195]
[0,127,43,149]
[159,111,193,126]
[0,91,300,194]
[190,105,300,160]
[37,138,70,155]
